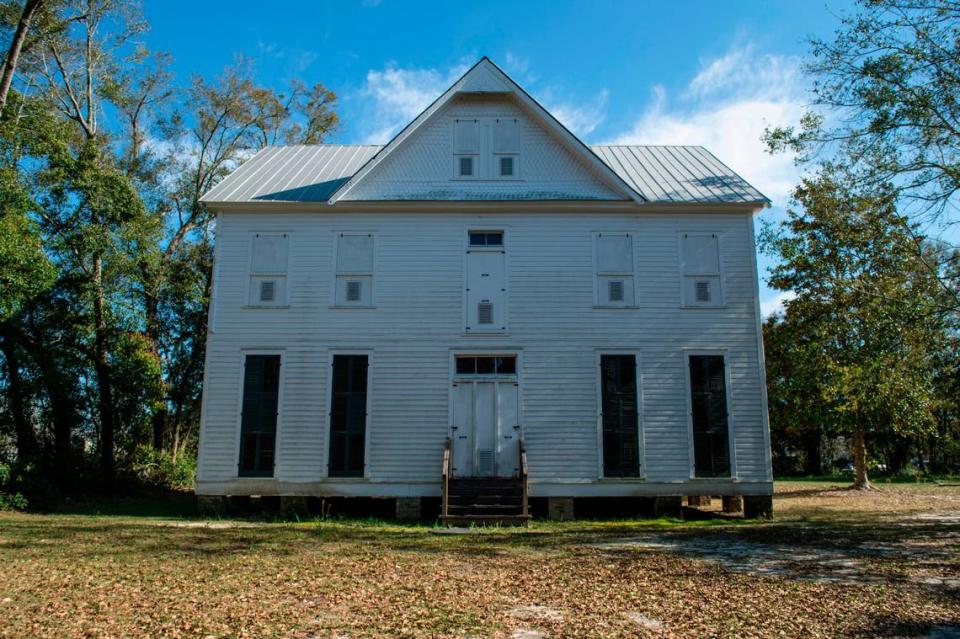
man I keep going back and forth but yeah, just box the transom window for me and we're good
[469,231,504,247]
[455,356,516,376]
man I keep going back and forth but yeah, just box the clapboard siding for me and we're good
[345,97,622,201]
[197,210,771,493]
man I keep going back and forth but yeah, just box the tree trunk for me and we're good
[32,346,77,487]
[0,328,36,463]
[93,254,115,482]
[143,287,168,451]
[803,428,822,476]
[0,0,43,113]
[851,425,872,490]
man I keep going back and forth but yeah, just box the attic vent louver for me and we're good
[478,301,493,324]
[695,281,711,302]
[259,280,276,302]
[477,449,494,474]
[346,280,362,302]
[608,280,624,302]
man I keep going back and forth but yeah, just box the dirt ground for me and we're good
[0,481,958,638]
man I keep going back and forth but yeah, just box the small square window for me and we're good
[459,156,474,177]
[499,156,514,177]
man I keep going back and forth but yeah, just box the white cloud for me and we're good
[547,89,609,138]
[760,290,797,318]
[357,62,470,144]
[607,44,807,207]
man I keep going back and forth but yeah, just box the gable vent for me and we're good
[608,280,624,302]
[478,301,494,324]
[346,280,362,302]
[695,281,711,302]
[259,280,276,302]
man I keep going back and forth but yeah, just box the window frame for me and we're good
[682,348,737,480]
[331,231,377,309]
[594,349,645,480]
[234,349,285,480]
[246,232,290,309]
[593,231,637,309]
[678,231,725,309]
[451,116,523,181]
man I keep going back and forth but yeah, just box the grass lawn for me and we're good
[1,482,958,638]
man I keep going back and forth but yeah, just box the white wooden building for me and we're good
[196,58,774,521]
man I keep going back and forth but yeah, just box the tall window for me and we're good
[681,233,722,307]
[689,355,731,478]
[329,355,368,477]
[600,355,640,477]
[335,233,374,306]
[238,354,280,477]
[595,232,634,307]
[249,233,288,306]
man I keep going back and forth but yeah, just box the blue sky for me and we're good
[143,0,858,312]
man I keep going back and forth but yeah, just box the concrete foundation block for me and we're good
[743,494,773,519]
[653,496,683,519]
[197,495,227,517]
[722,495,743,514]
[280,496,310,519]
[547,497,575,521]
[687,495,712,507]
[395,497,422,522]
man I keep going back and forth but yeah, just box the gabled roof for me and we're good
[326,57,645,204]
[200,144,768,206]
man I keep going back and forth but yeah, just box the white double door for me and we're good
[451,380,520,477]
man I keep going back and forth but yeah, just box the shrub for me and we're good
[129,445,196,490]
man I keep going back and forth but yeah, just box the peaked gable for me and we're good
[329,57,644,203]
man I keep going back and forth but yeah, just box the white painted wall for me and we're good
[344,96,622,201]
[197,209,772,496]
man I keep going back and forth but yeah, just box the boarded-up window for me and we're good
[465,230,506,332]
[493,118,519,153]
[681,233,722,306]
[329,355,368,478]
[689,355,731,478]
[238,354,280,477]
[249,233,288,306]
[335,233,374,306]
[595,233,634,307]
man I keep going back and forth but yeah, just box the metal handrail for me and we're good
[441,437,452,517]
[519,438,529,517]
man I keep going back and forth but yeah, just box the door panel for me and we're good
[497,382,520,476]
[329,355,368,477]
[600,354,640,477]
[474,382,496,476]
[452,383,474,476]
[465,250,505,332]
[451,378,521,478]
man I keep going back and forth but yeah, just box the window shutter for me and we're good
[493,118,519,153]
[597,234,633,273]
[453,119,479,153]
[337,234,374,273]
[252,234,288,273]
[682,234,719,274]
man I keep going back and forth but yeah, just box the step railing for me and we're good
[441,437,452,518]
[519,438,529,517]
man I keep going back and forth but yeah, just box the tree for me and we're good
[0,0,44,112]
[765,0,960,310]
[762,167,948,488]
